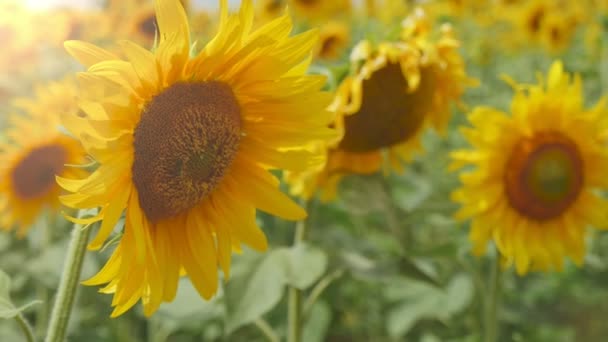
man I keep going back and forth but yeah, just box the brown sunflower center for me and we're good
[319,35,341,59]
[528,7,545,34]
[11,144,67,200]
[132,82,242,223]
[504,131,583,221]
[338,63,434,152]
[139,14,158,38]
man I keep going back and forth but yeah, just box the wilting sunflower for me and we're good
[451,61,608,274]
[0,78,86,237]
[60,0,334,316]
[288,10,474,201]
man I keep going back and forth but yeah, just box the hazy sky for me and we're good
[23,0,242,10]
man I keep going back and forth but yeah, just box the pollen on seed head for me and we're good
[132,81,242,223]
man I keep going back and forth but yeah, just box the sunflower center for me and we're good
[504,131,583,221]
[11,145,67,200]
[139,14,158,38]
[338,63,433,152]
[528,7,545,34]
[319,36,341,59]
[132,82,242,223]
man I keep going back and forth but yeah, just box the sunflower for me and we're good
[539,13,576,54]
[288,10,474,201]
[508,0,584,53]
[60,0,335,316]
[451,61,608,274]
[0,78,86,237]
[256,0,286,23]
[289,0,351,21]
[363,0,408,23]
[123,3,159,47]
[315,21,350,60]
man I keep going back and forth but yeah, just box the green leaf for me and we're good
[224,249,288,334]
[224,244,328,334]
[0,270,11,303]
[398,258,441,288]
[284,244,328,290]
[386,274,473,338]
[0,269,41,319]
[303,301,332,342]
[157,278,225,322]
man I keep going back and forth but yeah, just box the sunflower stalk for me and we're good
[35,213,54,338]
[44,216,92,342]
[287,201,312,342]
[484,254,502,342]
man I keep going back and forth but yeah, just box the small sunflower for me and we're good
[539,13,576,54]
[0,78,86,237]
[256,0,286,23]
[288,10,474,201]
[60,0,335,316]
[125,3,159,47]
[315,21,350,60]
[509,0,583,53]
[289,0,351,21]
[451,61,608,274]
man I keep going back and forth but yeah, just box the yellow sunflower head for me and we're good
[287,9,475,201]
[451,61,608,274]
[507,0,583,54]
[0,78,87,237]
[364,0,409,23]
[61,0,335,317]
[289,0,351,21]
[126,4,159,47]
[315,21,350,61]
[256,0,286,23]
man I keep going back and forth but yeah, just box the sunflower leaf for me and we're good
[0,269,42,319]
[284,244,328,290]
[224,249,289,334]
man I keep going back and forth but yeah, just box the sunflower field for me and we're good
[0,0,607,341]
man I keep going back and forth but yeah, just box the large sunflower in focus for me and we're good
[60,0,334,316]
[451,61,608,274]
[0,78,86,237]
[288,10,474,201]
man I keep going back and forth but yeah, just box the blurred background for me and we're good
[1,0,608,341]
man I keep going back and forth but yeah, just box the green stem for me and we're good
[15,313,36,342]
[35,214,53,338]
[255,318,280,342]
[302,269,344,318]
[484,255,502,342]
[287,201,311,342]
[44,220,91,342]
[380,177,410,249]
